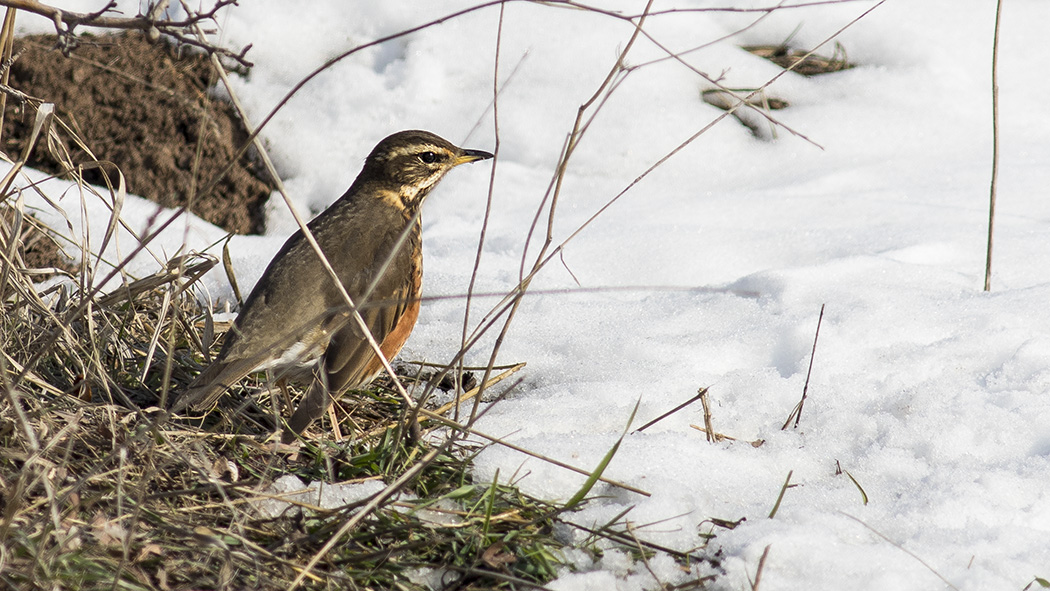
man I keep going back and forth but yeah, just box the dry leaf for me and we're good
[136,543,163,562]
[481,542,515,570]
[91,512,127,546]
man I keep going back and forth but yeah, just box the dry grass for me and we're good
[0,60,577,588]
[0,150,576,589]
[0,78,719,591]
[0,192,716,589]
[0,5,751,587]
[743,41,854,77]
[0,192,571,589]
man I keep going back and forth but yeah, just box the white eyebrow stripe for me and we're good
[382,144,450,159]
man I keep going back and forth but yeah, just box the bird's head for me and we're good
[363,130,493,207]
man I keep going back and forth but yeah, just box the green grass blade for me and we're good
[563,398,640,510]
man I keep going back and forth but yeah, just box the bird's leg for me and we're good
[262,369,288,436]
[281,370,332,443]
[277,377,293,412]
[327,404,343,441]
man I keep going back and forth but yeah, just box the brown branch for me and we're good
[0,0,252,67]
[782,303,825,430]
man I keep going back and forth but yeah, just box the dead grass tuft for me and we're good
[0,14,728,589]
[0,209,572,588]
[1,175,574,588]
[0,63,573,589]
[743,41,854,76]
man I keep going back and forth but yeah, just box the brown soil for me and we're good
[1,206,72,274]
[2,32,273,240]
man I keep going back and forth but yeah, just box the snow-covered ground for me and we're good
[11,1,1050,589]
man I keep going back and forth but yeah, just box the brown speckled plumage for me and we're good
[169,130,492,441]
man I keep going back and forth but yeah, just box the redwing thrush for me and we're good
[170,130,493,441]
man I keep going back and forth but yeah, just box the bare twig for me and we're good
[363,362,526,439]
[625,523,668,590]
[568,521,718,574]
[565,0,869,18]
[635,387,707,433]
[419,410,650,497]
[455,0,506,423]
[456,0,885,369]
[750,545,772,591]
[0,0,252,67]
[782,303,825,429]
[467,0,656,427]
[688,424,764,447]
[984,0,1003,291]
[288,445,446,589]
[195,1,508,202]
[699,388,715,443]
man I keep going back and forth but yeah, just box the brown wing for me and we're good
[283,278,420,437]
[325,282,421,392]
[170,307,341,413]
[169,235,347,414]
[173,182,420,421]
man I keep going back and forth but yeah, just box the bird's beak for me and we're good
[454,148,494,166]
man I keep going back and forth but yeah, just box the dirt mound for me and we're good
[3,32,272,237]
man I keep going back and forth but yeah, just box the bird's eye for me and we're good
[418,151,440,164]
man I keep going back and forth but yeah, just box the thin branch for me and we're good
[467,0,656,427]
[449,2,884,428]
[195,1,509,202]
[288,445,446,589]
[984,0,1003,291]
[699,388,716,443]
[634,387,707,433]
[782,303,825,430]
[750,545,772,591]
[419,409,651,498]
[562,0,869,18]
[456,1,505,423]
[0,0,252,67]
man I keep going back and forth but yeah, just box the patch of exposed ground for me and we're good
[2,32,273,241]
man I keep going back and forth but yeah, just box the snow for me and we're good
[254,475,387,519]
[8,0,1050,588]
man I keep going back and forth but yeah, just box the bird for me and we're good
[169,130,493,442]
